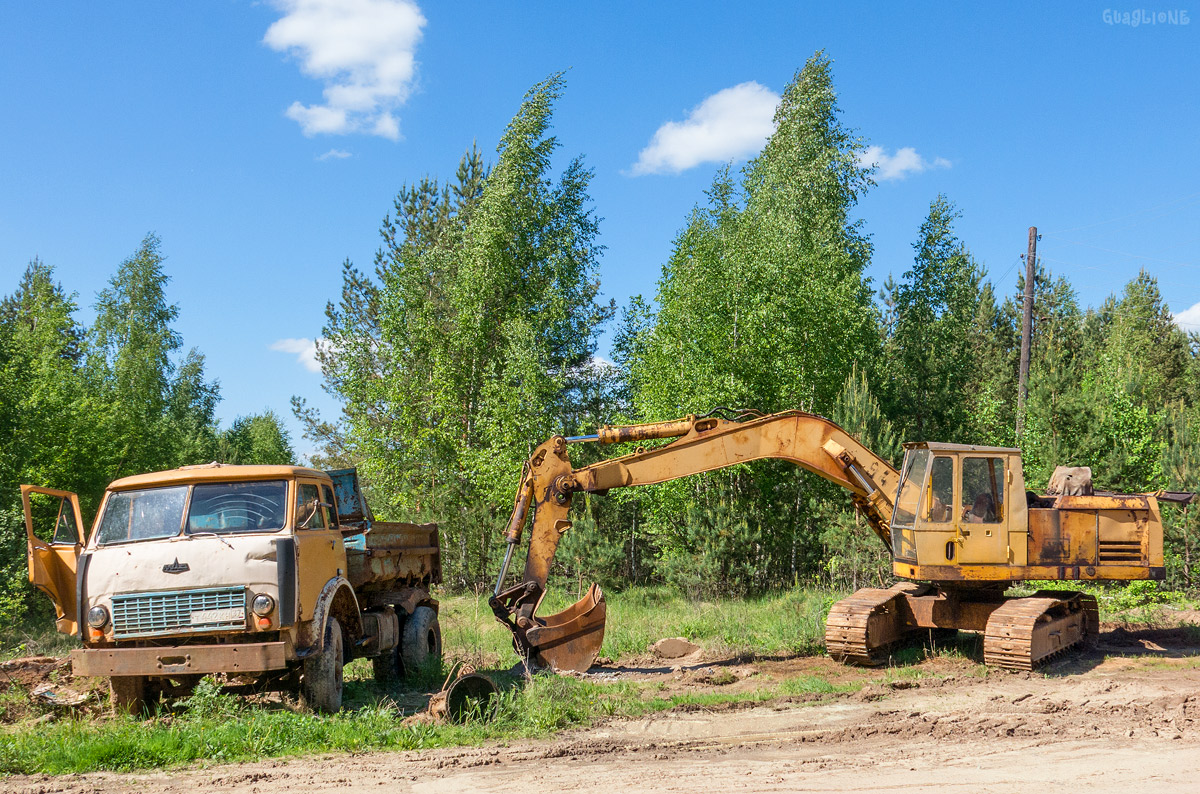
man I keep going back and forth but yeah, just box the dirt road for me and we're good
[10,635,1200,794]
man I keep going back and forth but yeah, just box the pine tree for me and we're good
[887,195,981,442]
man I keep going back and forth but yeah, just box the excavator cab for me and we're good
[888,443,1026,579]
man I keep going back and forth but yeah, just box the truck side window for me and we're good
[321,485,337,528]
[53,500,81,545]
[962,457,1004,523]
[296,483,326,529]
[923,456,954,522]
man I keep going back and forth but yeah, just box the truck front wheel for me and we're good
[400,605,442,677]
[301,616,344,713]
[110,675,154,715]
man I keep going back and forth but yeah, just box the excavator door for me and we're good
[955,456,1010,564]
[21,485,85,635]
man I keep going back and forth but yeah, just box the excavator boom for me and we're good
[489,410,899,672]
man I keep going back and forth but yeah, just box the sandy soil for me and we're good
[9,627,1200,794]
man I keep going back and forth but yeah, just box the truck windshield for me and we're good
[96,486,188,545]
[188,481,287,534]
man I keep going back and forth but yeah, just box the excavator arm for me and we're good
[489,410,900,672]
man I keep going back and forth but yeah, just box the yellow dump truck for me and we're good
[23,463,441,713]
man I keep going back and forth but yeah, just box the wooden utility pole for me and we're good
[1016,226,1037,441]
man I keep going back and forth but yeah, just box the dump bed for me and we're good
[345,521,441,589]
[326,468,443,591]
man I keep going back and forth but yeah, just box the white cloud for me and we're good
[270,337,323,372]
[859,146,952,181]
[630,82,779,176]
[1174,300,1200,330]
[264,0,426,140]
[317,148,352,161]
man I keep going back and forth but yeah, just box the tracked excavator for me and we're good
[490,410,1193,674]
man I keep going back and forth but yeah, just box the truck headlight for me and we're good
[252,594,276,616]
[87,605,109,628]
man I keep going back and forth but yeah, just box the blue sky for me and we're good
[3,2,1198,459]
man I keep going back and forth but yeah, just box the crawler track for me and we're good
[824,586,909,665]
[982,591,1098,670]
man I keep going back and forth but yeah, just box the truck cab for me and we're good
[23,463,441,713]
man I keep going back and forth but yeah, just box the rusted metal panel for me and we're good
[899,590,1006,632]
[326,467,371,524]
[1097,511,1145,544]
[1061,509,1099,565]
[346,522,441,588]
[72,641,287,677]
[1057,494,1150,511]
[901,561,1158,581]
[1028,509,1064,564]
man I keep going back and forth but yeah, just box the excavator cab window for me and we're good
[892,449,931,529]
[962,457,1004,523]
[923,456,954,523]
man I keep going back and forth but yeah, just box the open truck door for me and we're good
[21,485,85,635]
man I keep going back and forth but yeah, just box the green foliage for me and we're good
[218,410,296,465]
[614,52,883,594]
[633,53,877,419]
[298,74,613,587]
[886,195,982,443]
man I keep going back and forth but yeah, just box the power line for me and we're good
[1040,233,1198,271]
[1044,191,1200,235]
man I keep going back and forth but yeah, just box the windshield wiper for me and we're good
[180,531,235,549]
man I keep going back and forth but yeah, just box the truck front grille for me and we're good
[111,586,247,639]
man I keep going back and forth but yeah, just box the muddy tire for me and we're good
[301,616,344,713]
[110,675,151,715]
[400,606,442,677]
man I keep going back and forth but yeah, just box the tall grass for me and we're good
[0,586,854,775]
[439,585,839,666]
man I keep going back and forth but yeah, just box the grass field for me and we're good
[439,584,838,666]
[0,585,855,775]
[1,581,1195,776]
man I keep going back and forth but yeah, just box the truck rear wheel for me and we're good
[401,605,442,677]
[301,616,344,713]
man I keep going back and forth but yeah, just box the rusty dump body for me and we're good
[491,410,1192,673]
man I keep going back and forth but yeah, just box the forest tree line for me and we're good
[4,53,1198,631]
[299,54,1200,598]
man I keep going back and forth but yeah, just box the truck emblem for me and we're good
[163,558,190,574]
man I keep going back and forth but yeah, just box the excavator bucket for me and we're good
[524,584,607,673]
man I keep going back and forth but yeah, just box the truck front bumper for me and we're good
[71,642,288,677]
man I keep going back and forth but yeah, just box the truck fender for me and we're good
[301,577,362,656]
[394,587,439,618]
